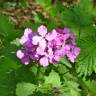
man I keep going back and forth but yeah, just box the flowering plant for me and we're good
[17,25,80,67]
[1,0,96,96]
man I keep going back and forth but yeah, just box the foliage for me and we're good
[16,82,36,96]
[0,0,96,96]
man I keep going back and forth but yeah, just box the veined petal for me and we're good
[32,36,41,45]
[38,25,47,37]
[40,57,49,67]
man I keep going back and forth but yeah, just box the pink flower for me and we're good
[16,25,80,67]
[67,48,80,63]
[32,25,47,49]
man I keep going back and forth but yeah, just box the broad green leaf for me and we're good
[0,71,16,96]
[45,70,61,87]
[0,14,22,42]
[16,82,36,96]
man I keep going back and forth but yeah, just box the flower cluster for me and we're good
[16,25,80,67]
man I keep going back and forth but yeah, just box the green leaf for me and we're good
[11,38,21,46]
[83,80,96,96]
[0,44,20,78]
[76,34,96,77]
[0,14,22,42]
[45,70,61,87]
[58,64,69,74]
[60,81,81,96]
[30,66,38,76]
[61,7,92,28]
[16,82,36,96]
[36,0,52,7]
[60,58,72,68]
[0,71,16,96]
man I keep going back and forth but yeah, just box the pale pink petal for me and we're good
[67,53,76,63]
[39,39,46,49]
[24,28,32,37]
[46,29,57,41]
[17,50,24,59]
[63,34,70,41]
[67,48,80,63]
[36,47,46,55]
[19,36,28,45]
[40,57,49,67]
[48,48,53,55]
[47,48,54,63]
[32,36,41,45]
[38,25,47,37]
[54,55,61,62]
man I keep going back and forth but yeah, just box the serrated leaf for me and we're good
[45,70,61,87]
[76,35,96,77]
[60,81,81,96]
[83,80,96,96]
[16,82,36,96]
[62,8,91,27]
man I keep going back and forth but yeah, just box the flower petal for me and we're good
[64,28,70,33]
[24,28,32,37]
[17,50,24,59]
[19,36,28,45]
[32,36,41,45]
[36,47,46,55]
[73,48,80,56]
[40,57,49,67]
[46,29,57,41]
[39,39,46,49]
[38,25,47,37]
[67,48,80,63]
[21,56,30,65]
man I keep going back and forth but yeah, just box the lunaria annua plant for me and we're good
[16,25,80,67]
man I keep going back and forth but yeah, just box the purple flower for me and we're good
[16,25,80,67]
[67,48,80,63]
[32,25,47,49]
